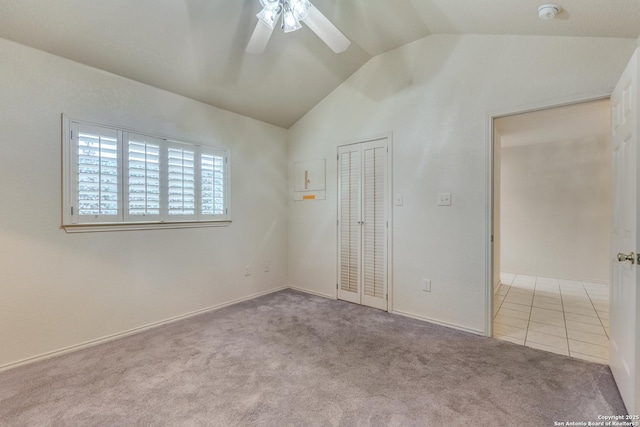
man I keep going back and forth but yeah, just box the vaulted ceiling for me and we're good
[1,0,639,128]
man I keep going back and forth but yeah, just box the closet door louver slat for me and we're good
[337,147,361,304]
[363,145,386,300]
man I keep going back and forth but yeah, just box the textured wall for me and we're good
[493,129,501,291]
[288,35,636,334]
[500,136,610,282]
[0,38,289,368]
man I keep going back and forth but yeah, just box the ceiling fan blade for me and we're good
[302,5,350,54]
[246,21,274,54]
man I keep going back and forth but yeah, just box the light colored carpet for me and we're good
[0,290,626,426]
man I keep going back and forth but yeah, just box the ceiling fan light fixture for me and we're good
[259,0,279,8]
[291,0,311,21]
[282,7,302,33]
[247,0,350,54]
[257,4,282,30]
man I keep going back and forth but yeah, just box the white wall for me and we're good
[288,35,636,334]
[492,128,501,292]
[500,137,610,282]
[0,38,289,369]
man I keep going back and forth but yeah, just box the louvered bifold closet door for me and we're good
[361,140,388,310]
[337,145,362,304]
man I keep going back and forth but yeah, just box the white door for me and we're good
[337,138,390,310]
[610,48,639,415]
[338,144,362,305]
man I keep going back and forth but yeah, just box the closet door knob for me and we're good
[617,252,635,265]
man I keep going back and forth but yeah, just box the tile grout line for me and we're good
[494,275,522,344]
[495,274,529,345]
[523,276,536,348]
[494,277,512,318]
[558,280,571,357]
[583,284,609,339]
[495,274,610,361]
[561,283,609,358]
[531,276,568,355]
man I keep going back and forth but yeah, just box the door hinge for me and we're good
[71,206,74,216]
[336,283,339,290]
[70,130,73,140]
[225,208,228,214]
[491,235,494,243]
[386,294,388,301]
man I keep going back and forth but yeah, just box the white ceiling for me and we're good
[495,99,611,148]
[0,0,638,128]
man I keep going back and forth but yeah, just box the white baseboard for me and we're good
[501,271,609,285]
[291,287,486,337]
[392,309,486,337]
[0,286,287,373]
[1,286,488,373]
[288,285,336,300]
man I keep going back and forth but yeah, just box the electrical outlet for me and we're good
[437,193,452,206]
[423,279,431,292]
[245,265,251,276]
[264,261,270,273]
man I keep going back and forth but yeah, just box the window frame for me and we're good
[62,115,231,232]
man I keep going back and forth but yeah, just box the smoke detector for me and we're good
[538,4,562,19]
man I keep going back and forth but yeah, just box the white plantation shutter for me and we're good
[362,143,387,308]
[63,117,230,229]
[201,150,227,217]
[167,144,196,219]
[337,139,389,310]
[74,123,121,223]
[126,133,161,221]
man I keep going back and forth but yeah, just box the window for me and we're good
[63,117,230,231]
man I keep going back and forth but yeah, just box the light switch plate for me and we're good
[437,193,452,206]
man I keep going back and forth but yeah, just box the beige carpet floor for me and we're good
[0,290,626,426]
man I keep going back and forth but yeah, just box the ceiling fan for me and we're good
[246,0,351,54]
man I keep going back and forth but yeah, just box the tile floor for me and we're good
[494,273,610,364]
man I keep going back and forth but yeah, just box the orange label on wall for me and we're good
[302,195,316,200]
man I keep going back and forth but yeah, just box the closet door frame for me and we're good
[336,134,393,312]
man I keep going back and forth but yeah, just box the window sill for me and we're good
[62,220,231,233]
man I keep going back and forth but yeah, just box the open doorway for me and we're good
[492,99,611,363]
